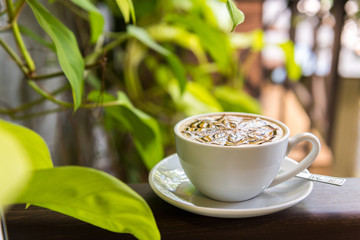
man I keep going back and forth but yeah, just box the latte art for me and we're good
[180,115,284,146]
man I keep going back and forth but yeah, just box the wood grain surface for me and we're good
[5,178,360,240]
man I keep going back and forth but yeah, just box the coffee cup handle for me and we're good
[268,132,321,188]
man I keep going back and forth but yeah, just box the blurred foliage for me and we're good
[0,0,299,183]
[0,3,301,235]
[0,0,307,238]
[0,0,289,183]
[97,0,262,163]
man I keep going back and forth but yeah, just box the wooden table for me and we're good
[4,178,360,240]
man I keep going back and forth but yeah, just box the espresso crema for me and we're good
[180,114,284,146]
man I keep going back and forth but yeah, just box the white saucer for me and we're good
[149,153,313,218]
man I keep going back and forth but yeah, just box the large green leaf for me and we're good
[0,120,30,206]
[27,0,85,111]
[0,119,53,171]
[88,91,163,170]
[0,119,53,207]
[70,0,105,43]
[127,25,187,93]
[116,0,136,23]
[14,166,160,240]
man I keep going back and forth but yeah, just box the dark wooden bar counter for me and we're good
[4,178,360,240]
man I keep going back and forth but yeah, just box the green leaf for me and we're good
[127,25,186,93]
[168,81,223,116]
[123,39,146,98]
[127,26,167,54]
[70,0,105,43]
[14,166,160,240]
[166,14,232,74]
[88,91,163,170]
[19,25,55,51]
[0,120,31,206]
[0,119,53,171]
[217,0,228,2]
[27,0,85,111]
[226,0,245,32]
[148,24,207,64]
[116,0,136,24]
[0,119,53,206]
[279,41,302,81]
[214,86,261,114]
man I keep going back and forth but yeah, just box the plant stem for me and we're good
[28,81,73,108]
[5,0,35,73]
[12,0,26,23]
[30,71,66,81]
[5,0,14,19]
[81,101,124,108]
[12,22,35,73]
[0,85,124,118]
[15,107,64,120]
[29,62,102,81]
[103,34,129,52]
[85,34,129,64]
[27,81,121,110]
[1,84,70,114]
[0,38,29,74]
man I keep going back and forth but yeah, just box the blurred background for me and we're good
[1,0,359,182]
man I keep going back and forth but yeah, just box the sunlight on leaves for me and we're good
[0,119,53,207]
[27,0,85,111]
[15,166,160,240]
[168,81,223,116]
[166,14,232,75]
[116,0,136,24]
[0,119,53,170]
[0,120,31,207]
[148,24,208,64]
[214,86,261,114]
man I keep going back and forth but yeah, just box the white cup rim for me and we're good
[174,112,290,148]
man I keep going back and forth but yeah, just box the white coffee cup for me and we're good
[174,112,320,202]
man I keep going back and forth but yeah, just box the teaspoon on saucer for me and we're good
[278,169,346,186]
[295,172,346,186]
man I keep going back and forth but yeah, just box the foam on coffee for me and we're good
[180,114,284,146]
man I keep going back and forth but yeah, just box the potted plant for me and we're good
[0,0,246,239]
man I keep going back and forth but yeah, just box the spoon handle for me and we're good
[296,172,346,186]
